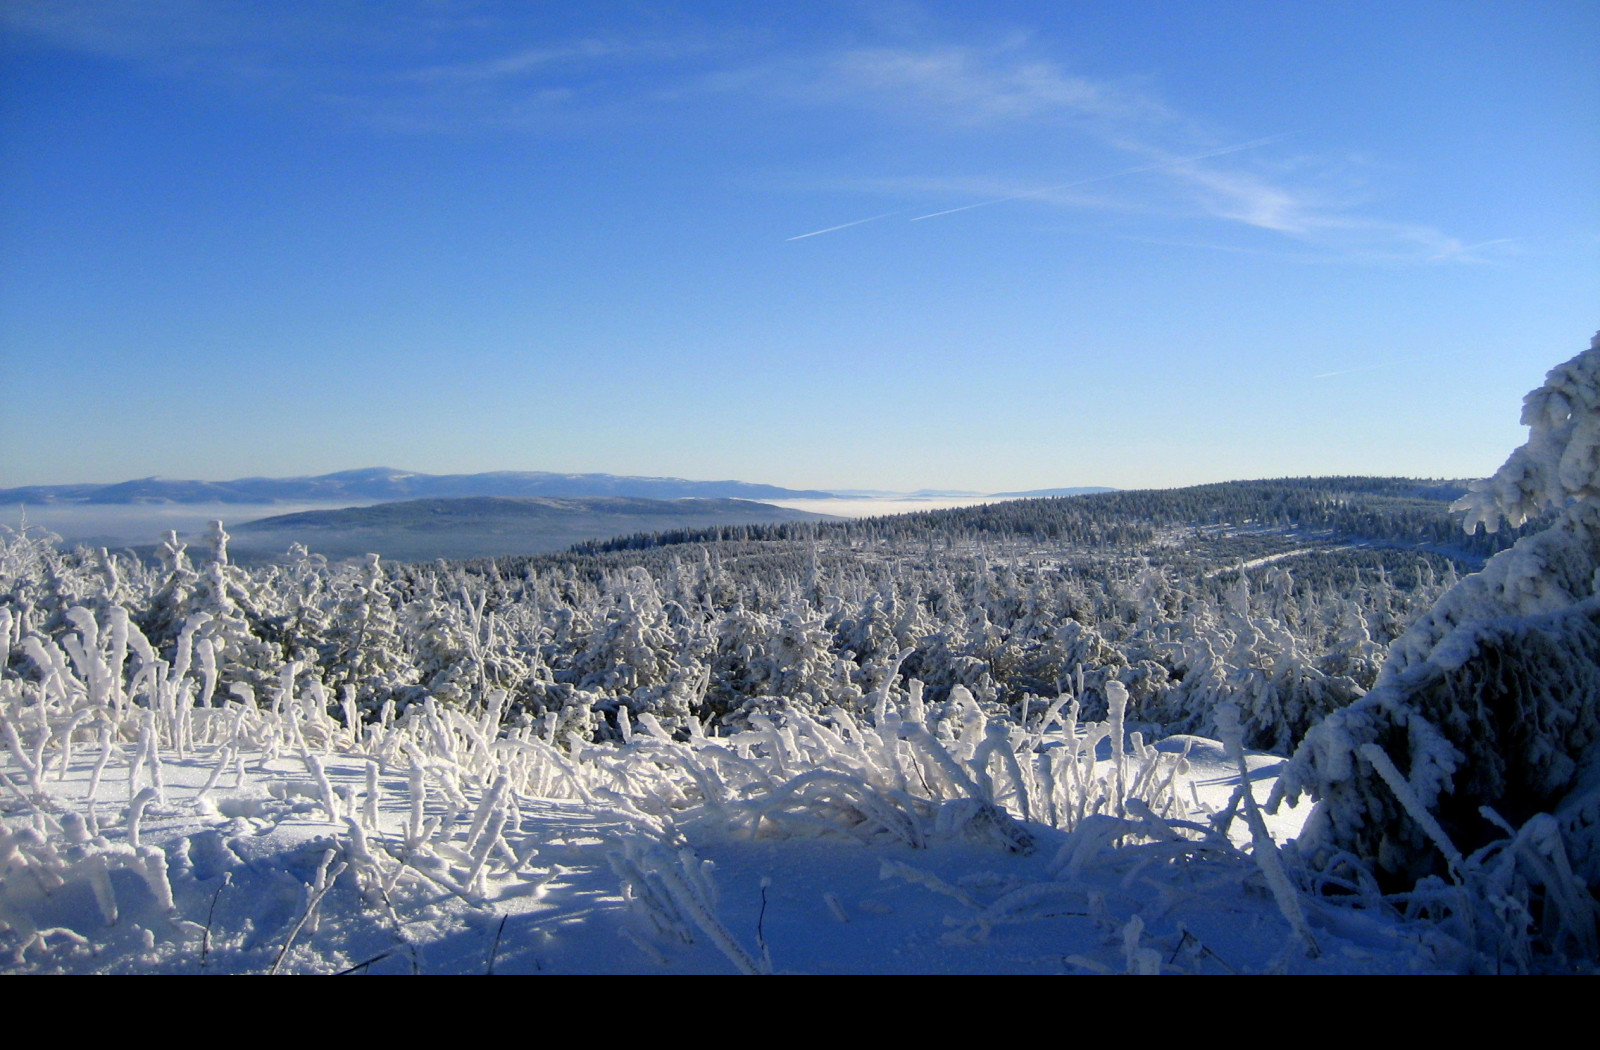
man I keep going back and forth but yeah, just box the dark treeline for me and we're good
[570,477,1527,560]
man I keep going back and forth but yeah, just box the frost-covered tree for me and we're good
[1279,332,1600,889]
[1142,579,1368,753]
[316,554,418,711]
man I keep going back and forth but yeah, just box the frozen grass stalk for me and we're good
[1216,703,1318,958]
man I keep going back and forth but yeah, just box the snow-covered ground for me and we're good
[3,670,1451,975]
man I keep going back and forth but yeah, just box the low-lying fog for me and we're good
[5,495,1023,554]
[4,502,381,550]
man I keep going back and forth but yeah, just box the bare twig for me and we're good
[334,951,392,975]
[485,915,507,975]
[201,872,231,968]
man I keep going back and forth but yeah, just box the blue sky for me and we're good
[2,1,1596,492]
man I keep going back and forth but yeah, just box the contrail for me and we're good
[786,207,917,242]
[783,134,1285,242]
[909,134,1288,222]
[1313,354,1433,380]
[1313,363,1392,380]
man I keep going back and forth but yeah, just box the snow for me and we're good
[3,661,1460,974]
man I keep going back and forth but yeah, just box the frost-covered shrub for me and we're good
[1141,579,1367,753]
[1280,332,1600,897]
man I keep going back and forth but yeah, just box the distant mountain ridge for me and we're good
[0,467,837,505]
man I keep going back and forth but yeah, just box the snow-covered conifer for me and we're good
[1279,332,1600,891]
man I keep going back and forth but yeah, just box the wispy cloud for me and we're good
[2,7,1511,263]
[0,2,710,131]
[813,45,1167,128]
[404,41,641,84]
[783,136,1286,241]
[762,41,1484,263]
[907,135,1287,222]
[403,37,710,85]
[1172,160,1516,262]
[1,0,241,59]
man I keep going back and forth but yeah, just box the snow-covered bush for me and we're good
[1145,578,1368,753]
[1279,332,1600,919]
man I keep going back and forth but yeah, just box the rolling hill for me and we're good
[0,467,838,505]
[224,495,837,563]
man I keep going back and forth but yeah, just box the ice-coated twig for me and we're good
[47,709,90,781]
[303,752,341,823]
[1122,914,1162,974]
[125,786,159,848]
[609,847,694,945]
[1107,681,1129,816]
[946,881,1090,943]
[86,724,114,809]
[0,766,40,814]
[1358,742,1462,876]
[406,757,427,846]
[465,808,508,895]
[136,844,176,914]
[660,848,767,974]
[1,709,42,796]
[621,928,669,966]
[900,722,986,802]
[363,760,381,830]
[270,849,348,974]
[879,858,979,909]
[86,853,118,925]
[614,843,767,974]
[197,745,235,805]
[1217,703,1318,958]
